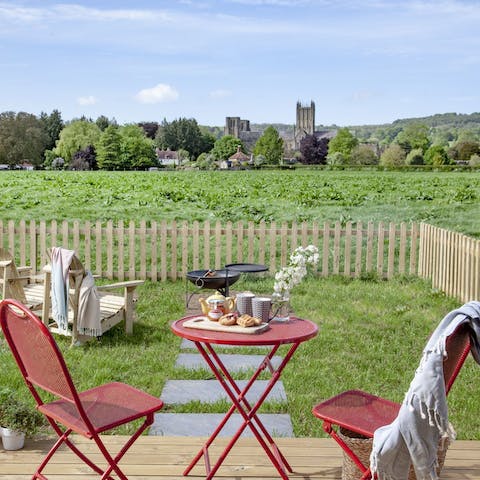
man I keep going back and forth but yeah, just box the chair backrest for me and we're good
[443,322,471,394]
[0,299,78,403]
[0,248,27,304]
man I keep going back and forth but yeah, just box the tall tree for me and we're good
[394,122,431,154]
[40,109,64,151]
[253,126,284,165]
[95,125,122,170]
[299,134,329,164]
[70,145,97,170]
[449,140,480,162]
[156,117,212,160]
[51,120,101,165]
[379,144,406,167]
[424,145,450,166]
[138,122,159,139]
[211,135,245,160]
[95,115,117,132]
[350,144,378,165]
[119,124,156,170]
[405,148,424,165]
[327,128,358,162]
[0,111,48,167]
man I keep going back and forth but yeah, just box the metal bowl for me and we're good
[187,269,241,290]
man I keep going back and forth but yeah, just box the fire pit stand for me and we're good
[185,263,268,308]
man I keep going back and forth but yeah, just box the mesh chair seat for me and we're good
[39,382,163,437]
[312,389,400,438]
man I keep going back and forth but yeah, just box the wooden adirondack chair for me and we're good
[0,248,44,311]
[42,248,144,345]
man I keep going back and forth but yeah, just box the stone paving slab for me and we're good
[149,413,293,437]
[161,379,287,405]
[175,353,282,372]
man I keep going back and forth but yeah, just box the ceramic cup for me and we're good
[252,297,271,323]
[236,292,255,316]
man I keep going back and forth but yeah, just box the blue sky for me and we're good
[1,0,479,127]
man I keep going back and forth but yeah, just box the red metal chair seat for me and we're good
[313,389,400,438]
[39,382,163,438]
[0,299,164,480]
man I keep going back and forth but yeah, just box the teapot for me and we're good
[199,292,236,321]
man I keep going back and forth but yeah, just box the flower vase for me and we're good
[272,298,291,323]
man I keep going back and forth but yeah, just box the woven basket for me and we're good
[338,427,449,480]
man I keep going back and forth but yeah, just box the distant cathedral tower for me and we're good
[225,117,250,138]
[294,101,315,149]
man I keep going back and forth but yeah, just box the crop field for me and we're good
[1,169,480,237]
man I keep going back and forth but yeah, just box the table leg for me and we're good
[184,341,299,479]
[206,343,293,472]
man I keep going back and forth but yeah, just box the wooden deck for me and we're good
[1,436,480,479]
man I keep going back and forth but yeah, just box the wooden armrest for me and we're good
[0,260,13,267]
[97,280,144,291]
[17,266,32,274]
[7,275,33,282]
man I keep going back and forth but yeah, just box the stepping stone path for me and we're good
[150,330,294,437]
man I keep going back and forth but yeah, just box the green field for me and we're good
[1,169,480,237]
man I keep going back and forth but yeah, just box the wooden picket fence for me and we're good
[0,219,419,280]
[418,223,480,303]
[1,219,478,302]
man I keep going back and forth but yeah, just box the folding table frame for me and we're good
[171,316,318,480]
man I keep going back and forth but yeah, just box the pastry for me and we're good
[237,314,261,327]
[219,312,238,326]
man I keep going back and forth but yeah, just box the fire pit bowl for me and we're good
[187,269,241,291]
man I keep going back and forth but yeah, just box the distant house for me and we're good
[21,162,34,170]
[156,148,180,166]
[220,146,251,169]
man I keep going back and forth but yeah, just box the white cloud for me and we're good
[77,95,97,106]
[209,89,232,99]
[134,83,179,104]
[0,3,170,23]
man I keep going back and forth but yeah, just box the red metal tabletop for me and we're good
[171,315,318,346]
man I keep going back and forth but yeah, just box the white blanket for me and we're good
[370,301,480,480]
[50,247,75,331]
[77,271,101,337]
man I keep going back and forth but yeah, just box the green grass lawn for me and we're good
[2,274,479,439]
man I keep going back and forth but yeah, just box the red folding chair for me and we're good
[312,322,472,480]
[0,299,164,480]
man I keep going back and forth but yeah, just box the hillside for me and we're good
[238,112,480,142]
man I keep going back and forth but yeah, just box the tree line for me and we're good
[0,110,479,170]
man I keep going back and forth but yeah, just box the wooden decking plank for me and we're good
[1,436,479,479]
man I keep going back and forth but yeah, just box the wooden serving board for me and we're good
[183,316,269,334]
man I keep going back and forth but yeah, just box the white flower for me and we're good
[272,245,319,303]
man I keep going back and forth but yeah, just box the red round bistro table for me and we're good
[171,316,318,480]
